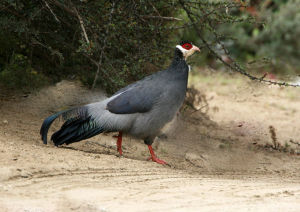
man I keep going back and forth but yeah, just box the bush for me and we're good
[0,0,178,93]
[256,0,300,72]
[0,54,47,90]
[215,0,300,74]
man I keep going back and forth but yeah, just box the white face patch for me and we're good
[176,45,188,59]
[176,45,197,60]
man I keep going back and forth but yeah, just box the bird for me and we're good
[40,41,200,165]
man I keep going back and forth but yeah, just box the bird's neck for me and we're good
[170,48,187,69]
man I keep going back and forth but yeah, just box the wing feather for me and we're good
[106,70,168,114]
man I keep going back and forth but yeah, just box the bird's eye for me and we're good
[182,43,192,50]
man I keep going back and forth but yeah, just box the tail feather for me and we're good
[60,117,80,130]
[51,118,86,141]
[65,126,104,144]
[51,116,103,146]
[40,106,104,146]
[40,110,67,144]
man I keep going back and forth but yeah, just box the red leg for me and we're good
[113,132,123,156]
[147,145,167,165]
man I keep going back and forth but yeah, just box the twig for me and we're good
[149,1,161,16]
[31,38,62,59]
[141,15,182,21]
[73,6,89,44]
[189,103,209,115]
[49,0,77,16]
[289,140,300,147]
[259,73,268,80]
[92,1,117,89]
[43,0,60,23]
[269,126,280,150]
[0,5,25,19]
[179,1,300,88]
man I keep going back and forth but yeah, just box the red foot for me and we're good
[147,156,168,165]
[147,145,167,165]
[113,132,123,156]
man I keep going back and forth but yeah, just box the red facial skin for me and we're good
[181,43,192,50]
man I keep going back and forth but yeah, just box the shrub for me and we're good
[0,53,47,90]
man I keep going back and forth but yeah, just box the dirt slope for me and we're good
[0,74,300,212]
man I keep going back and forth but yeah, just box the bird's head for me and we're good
[176,41,200,60]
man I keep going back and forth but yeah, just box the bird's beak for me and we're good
[192,45,200,52]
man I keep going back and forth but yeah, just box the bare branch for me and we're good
[49,0,76,16]
[73,6,89,44]
[43,0,60,23]
[149,1,161,16]
[289,140,300,147]
[141,15,182,21]
[0,4,25,19]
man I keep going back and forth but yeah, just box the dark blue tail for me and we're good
[40,110,66,144]
[40,107,104,146]
[50,116,104,146]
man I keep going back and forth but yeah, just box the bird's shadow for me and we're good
[58,142,171,167]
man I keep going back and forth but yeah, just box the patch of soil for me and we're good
[1,77,300,211]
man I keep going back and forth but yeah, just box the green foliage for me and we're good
[256,0,300,70]
[0,53,47,90]
[1,0,299,92]
[212,0,300,73]
[0,0,178,93]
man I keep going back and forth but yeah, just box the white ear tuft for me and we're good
[176,45,188,54]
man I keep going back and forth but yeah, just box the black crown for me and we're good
[180,40,192,45]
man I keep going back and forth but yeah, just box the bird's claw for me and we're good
[147,156,168,165]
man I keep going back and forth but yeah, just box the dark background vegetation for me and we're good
[0,0,299,93]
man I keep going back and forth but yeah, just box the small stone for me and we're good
[3,120,8,124]
[185,152,207,168]
[158,133,168,139]
[20,170,32,178]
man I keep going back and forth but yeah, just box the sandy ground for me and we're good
[0,72,300,212]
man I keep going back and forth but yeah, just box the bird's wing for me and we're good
[107,75,164,114]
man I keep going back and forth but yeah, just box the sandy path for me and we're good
[0,76,300,211]
[2,159,300,212]
[1,140,300,212]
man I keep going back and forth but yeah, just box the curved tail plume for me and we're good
[40,110,67,144]
[40,107,103,146]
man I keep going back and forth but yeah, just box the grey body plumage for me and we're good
[40,43,200,163]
